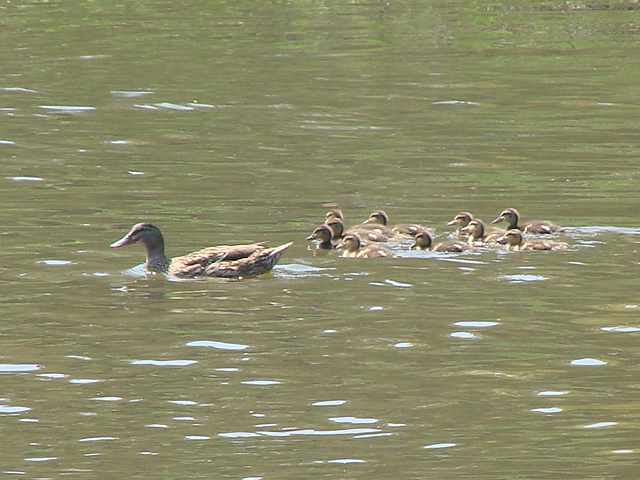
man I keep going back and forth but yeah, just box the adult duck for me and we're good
[492,208,564,234]
[336,234,401,258]
[495,229,568,251]
[110,222,293,279]
[410,232,471,253]
[459,219,505,244]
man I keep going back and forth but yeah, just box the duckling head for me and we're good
[336,234,361,253]
[325,209,344,222]
[305,225,333,243]
[492,208,519,227]
[447,212,473,228]
[325,217,345,240]
[411,232,433,250]
[496,229,524,247]
[460,219,485,240]
[364,210,389,226]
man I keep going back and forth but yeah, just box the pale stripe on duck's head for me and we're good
[110,222,162,248]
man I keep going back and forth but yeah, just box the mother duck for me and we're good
[110,223,292,279]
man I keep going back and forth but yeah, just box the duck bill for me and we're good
[491,216,503,224]
[304,234,316,241]
[446,220,456,226]
[495,236,507,245]
[110,234,135,248]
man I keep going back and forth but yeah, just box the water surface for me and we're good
[1,1,639,479]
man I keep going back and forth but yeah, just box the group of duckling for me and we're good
[306,208,568,258]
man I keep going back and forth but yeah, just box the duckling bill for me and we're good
[110,222,292,279]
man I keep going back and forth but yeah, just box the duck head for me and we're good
[364,210,389,226]
[460,219,485,241]
[411,232,433,250]
[110,223,164,250]
[336,234,361,253]
[325,217,345,240]
[447,212,473,228]
[492,208,519,228]
[325,209,344,222]
[496,229,524,248]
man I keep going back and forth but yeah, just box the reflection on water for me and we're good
[1,1,639,479]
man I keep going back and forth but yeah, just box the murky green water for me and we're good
[1,1,639,478]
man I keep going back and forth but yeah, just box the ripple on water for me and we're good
[329,416,378,424]
[570,358,607,366]
[131,360,198,366]
[186,340,249,350]
[312,400,347,406]
[499,274,548,283]
[423,443,456,450]
[0,364,39,373]
[0,406,31,413]
[583,422,617,429]
[220,427,381,438]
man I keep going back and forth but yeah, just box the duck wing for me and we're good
[169,243,268,277]
[206,242,293,278]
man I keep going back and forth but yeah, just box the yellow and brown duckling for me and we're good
[411,231,471,253]
[447,211,474,235]
[110,223,293,278]
[492,208,564,234]
[325,209,344,222]
[459,219,505,244]
[336,234,401,258]
[327,216,400,243]
[364,210,433,238]
[305,225,335,250]
[495,229,568,251]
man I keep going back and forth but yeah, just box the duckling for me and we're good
[492,208,564,234]
[327,216,399,243]
[305,225,335,250]
[411,232,471,253]
[110,223,292,278]
[459,219,505,244]
[325,217,346,241]
[496,229,568,251]
[336,234,401,258]
[325,209,344,222]
[364,210,433,238]
[446,212,474,235]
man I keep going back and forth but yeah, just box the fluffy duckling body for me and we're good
[459,219,505,244]
[305,225,335,250]
[110,223,292,278]
[411,232,471,253]
[364,210,433,238]
[492,208,564,234]
[496,229,568,251]
[327,217,399,243]
[337,234,401,258]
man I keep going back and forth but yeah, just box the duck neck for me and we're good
[143,236,171,273]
